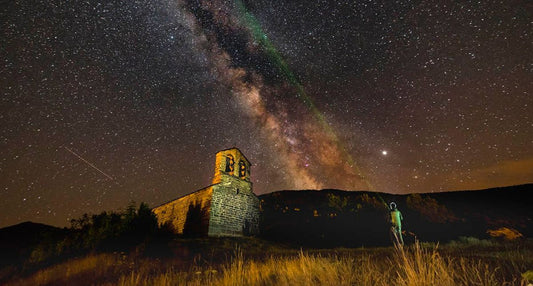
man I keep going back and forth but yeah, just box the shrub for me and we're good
[29,202,161,263]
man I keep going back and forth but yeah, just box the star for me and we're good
[0,0,531,228]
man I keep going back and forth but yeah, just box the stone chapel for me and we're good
[152,148,260,237]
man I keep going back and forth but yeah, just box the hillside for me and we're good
[259,184,532,247]
[0,185,530,254]
[0,222,67,267]
[0,185,531,284]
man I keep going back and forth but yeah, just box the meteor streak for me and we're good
[64,147,114,180]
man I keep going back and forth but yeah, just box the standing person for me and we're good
[389,202,404,245]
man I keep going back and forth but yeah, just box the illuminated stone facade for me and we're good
[152,148,260,237]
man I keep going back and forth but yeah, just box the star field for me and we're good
[1,0,532,227]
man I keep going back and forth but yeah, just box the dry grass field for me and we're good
[4,237,533,286]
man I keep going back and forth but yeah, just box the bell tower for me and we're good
[212,148,251,186]
[209,147,258,236]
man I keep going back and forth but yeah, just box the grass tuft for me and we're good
[4,239,531,285]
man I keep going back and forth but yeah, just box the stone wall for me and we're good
[153,148,259,237]
[152,187,213,236]
[208,176,260,236]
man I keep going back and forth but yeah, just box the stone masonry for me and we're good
[152,148,260,237]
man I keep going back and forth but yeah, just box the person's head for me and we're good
[389,202,397,210]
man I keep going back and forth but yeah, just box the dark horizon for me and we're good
[1,183,531,229]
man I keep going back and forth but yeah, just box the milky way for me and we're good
[179,0,370,190]
[1,0,532,227]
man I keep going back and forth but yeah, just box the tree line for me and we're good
[30,202,170,264]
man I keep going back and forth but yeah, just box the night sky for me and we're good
[1,0,532,228]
